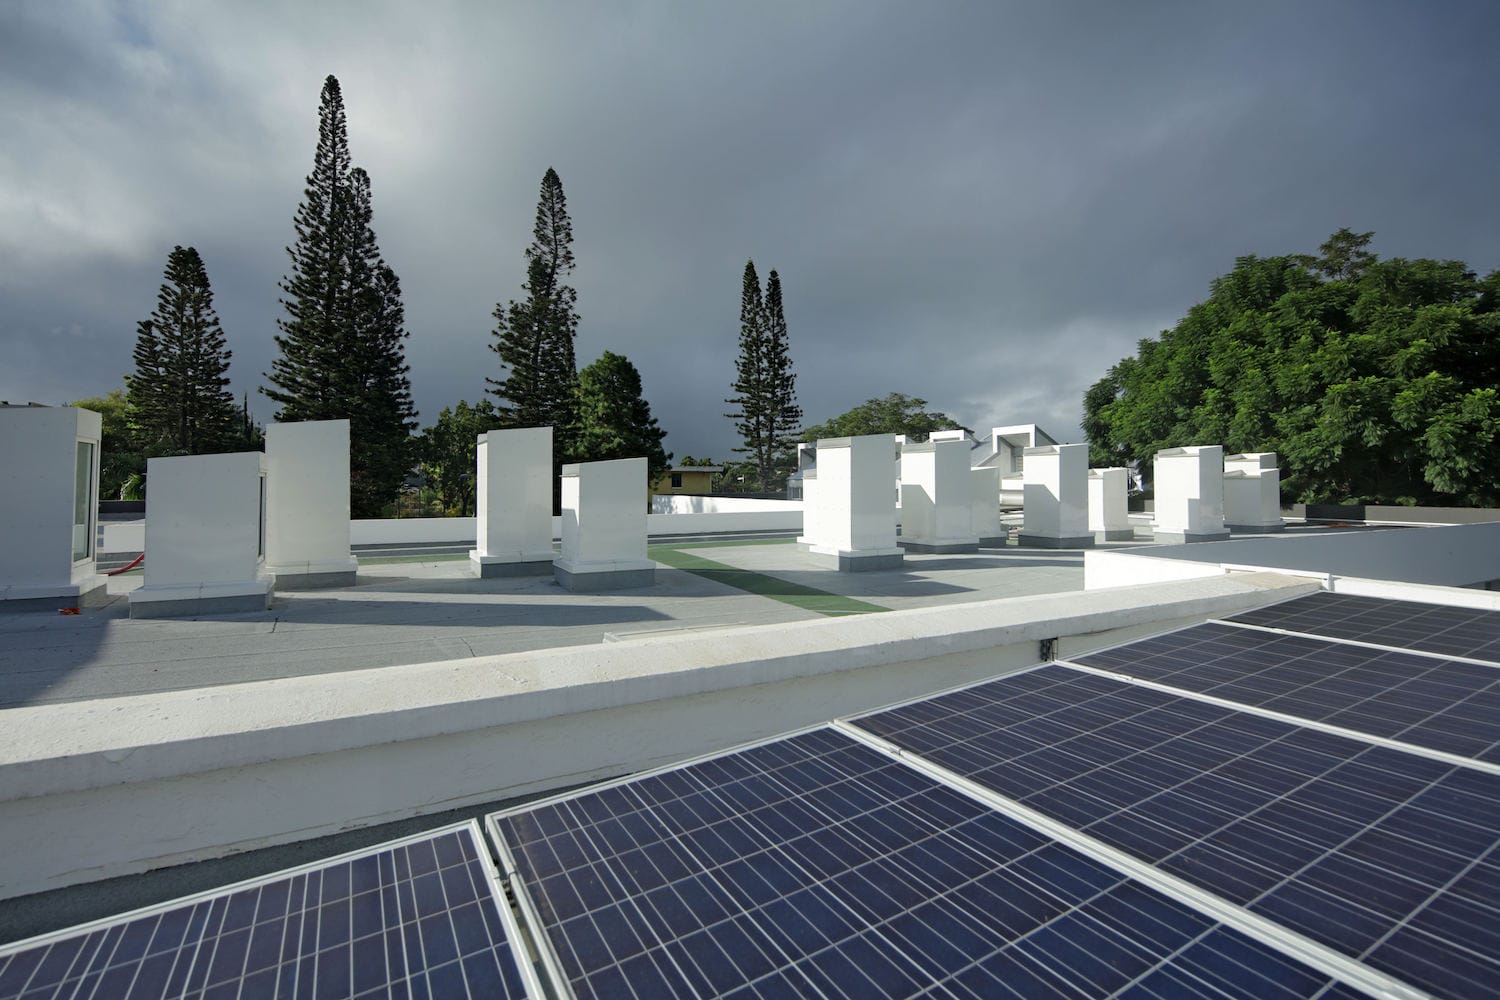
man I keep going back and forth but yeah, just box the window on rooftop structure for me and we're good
[258,474,267,558]
[671,473,682,489]
[72,440,95,562]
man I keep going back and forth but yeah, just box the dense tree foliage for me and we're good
[803,393,968,443]
[488,168,581,452]
[126,246,238,457]
[1083,231,1500,505]
[572,351,670,486]
[264,75,417,517]
[725,261,801,490]
[416,399,503,516]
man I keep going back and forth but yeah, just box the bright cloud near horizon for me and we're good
[4,1,1498,461]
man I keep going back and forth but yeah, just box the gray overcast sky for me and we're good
[3,1,1498,461]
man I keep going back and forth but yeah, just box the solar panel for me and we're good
[1228,591,1500,664]
[1073,620,1500,762]
[490,727,1347,999]
[0,821,532,1000]
[852,665,1500,999]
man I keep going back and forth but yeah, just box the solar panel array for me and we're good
[7,590,1500,998]
[1228,591,1500,664]
[0,822,530,1000]
[1074,620,1500,761]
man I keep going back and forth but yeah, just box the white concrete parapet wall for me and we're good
[1019,443,1094,548]
[264,419,357,587]
[0,405,105,608]
[899,440,979,553]
[555,457,655,591]
[129,452,272,618]
[471,426,554,578]
[0,572,1318,899]
[797,435,903,571]
[1224,452,1285,533]
[970,466,1005,546]
[1152,445,1230,543]
[1088,467,1133,541]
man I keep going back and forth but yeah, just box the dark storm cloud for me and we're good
[3,1,1497,459]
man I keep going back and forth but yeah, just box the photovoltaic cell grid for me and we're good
[490,727,1345,1000]
[852,665,1500,999]
[1227,591,1500,665]
[1073,620,1500,762]
[0,823,528,1000]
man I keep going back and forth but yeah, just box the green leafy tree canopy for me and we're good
[725,261,801,491]
[572,351,671,487]
[803,393,969,443]
[416,399,504,517]
[1083,230,1500,506]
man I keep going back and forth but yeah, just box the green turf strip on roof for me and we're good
[648,545,889,616]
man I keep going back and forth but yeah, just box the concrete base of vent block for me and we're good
[899,539,980,554]
[470,553,554,578]
[1226,523,1286,534]
[269,560,358,590]
[0,578,109,612]
[1017,533,1096,549]
[1096,528,1136,542]
[976,535,1010,548]
[128,580,273,619]
[1152,529,1232,544]
[801,546,905,572]
[553,561,656,592]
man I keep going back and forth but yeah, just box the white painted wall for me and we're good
[473,427,553,563]
[136,452,270,592]
[1020,443,1089,541]
[899,440,977,545]
[0,406,102,599]
[1088,467,1130,534]
[557,458,651,570]
[0,572,1317,898]
[264,419,355,578]
[970,466,1003,540]
[798,435,901,555]
[650,495,802,515]
[1153,445,1227,536]
[1223,452,1283,529]
[1085,521,1500,590]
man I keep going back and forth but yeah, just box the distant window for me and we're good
[670,473,683,489]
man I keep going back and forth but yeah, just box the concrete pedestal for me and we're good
[899,440,979,553]
[1018,444,1094,548]
[970,466,1007,547]
[1224,452,1285,533]
[1089,467,1134,542]
[797,435,904,572]
[129,452,273,618]
[555,458,655,591]
[1152,445,1230,543]
[0,405,107,609]
[470,426,555,578]
[264,420,357,588]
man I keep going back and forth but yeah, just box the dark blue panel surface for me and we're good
[493,727,1342,999]
[1228,592,1500,664]
[0,824,528,1000]
[1076,620,1500,762]
[854,665,1500,1000]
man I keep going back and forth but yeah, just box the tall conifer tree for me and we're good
[487,167,581,455]
[264,75,416,516]
[126,245,237,456]
[725,261,801,490]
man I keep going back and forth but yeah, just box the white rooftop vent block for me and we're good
[1019,443,1095,548]
[471,426,555,578]
[796,434,904,571]
[555,457,655,591]
[899,440,979,553]
[128,451,272,618]
[1089,467,1134,541]
[264,419,357,588]
[970,466,1007,547]
[0,405,106,609]
[1152,445,1231,543]
[1224,452,1286,533]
